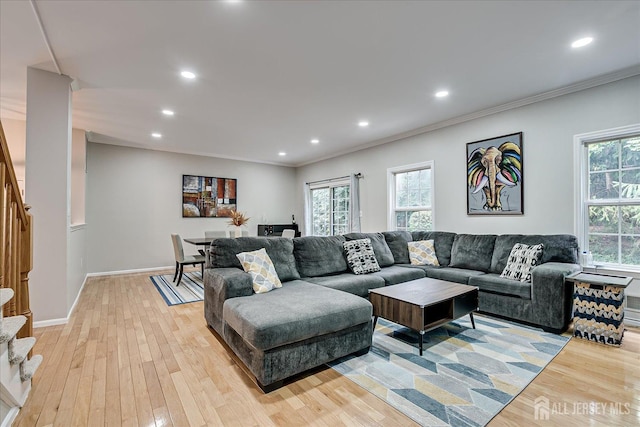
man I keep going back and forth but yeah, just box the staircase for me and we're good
[1,288,41,414]
[0,121,38,426]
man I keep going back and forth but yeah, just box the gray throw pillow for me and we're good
[343,238,381,275]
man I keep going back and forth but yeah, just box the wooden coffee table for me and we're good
[368,277,479,355]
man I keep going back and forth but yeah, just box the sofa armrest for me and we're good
[530,262,581,331]
[203,267,253,335]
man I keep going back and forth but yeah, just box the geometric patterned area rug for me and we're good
[149,271,204,306]
[328,315,570,427]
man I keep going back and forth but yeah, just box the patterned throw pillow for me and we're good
[236,248,282,293]
[408,240,440,266]
[500,243,544,283]
[343,238,381,275]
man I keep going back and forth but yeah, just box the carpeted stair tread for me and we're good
[20,354,42,382]
[0,288,14,306]
[9,336,36,365]
[0,315,26,343]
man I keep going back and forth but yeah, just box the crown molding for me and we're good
[295,65,640,167]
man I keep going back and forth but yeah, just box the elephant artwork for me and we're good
[466,132,523,214]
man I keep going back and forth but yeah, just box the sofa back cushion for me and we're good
[382,231,413,264]
[411,231,457,266]
[293,235,348,277]
[209,237,300,281]
[449,234,497,272]
[490,234,580,274]
[344,232,394,267]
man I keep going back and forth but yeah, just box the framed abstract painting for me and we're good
[466,132,523,215]
[182,175,237,218]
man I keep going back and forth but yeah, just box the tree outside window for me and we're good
[585,134,640,266]
[310,183,350,236]
[388,162,434,232]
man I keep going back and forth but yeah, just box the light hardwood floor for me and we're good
[13,270,640,426]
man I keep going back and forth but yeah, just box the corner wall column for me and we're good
[25,67,72,322]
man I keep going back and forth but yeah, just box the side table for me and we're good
[566,272,632,346]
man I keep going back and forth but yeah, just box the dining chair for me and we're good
[171,233,205,286]
[200,230,228,255]
[281,229,295,238]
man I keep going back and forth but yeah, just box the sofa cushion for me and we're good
[382,231,413,264]
[408,240,440,266]
[343,239,381,275]
[411,231,457,266]
[371,265,425,285]
[500,243,544,283]
[209,237,300,281]
[449,234,497,272]
[490,234,580,274]
[305,273,386,297]
[294,235,348,277]
[345,232,394,267]
[236,248,282,293]
[223,280,372,351]
[425,267,486,284]
[469,274,532,299]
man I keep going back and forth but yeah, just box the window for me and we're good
[576,125,640,269]
[387,161,434,231]
[309,180,350,236]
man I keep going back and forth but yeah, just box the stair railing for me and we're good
[0,120,33,341]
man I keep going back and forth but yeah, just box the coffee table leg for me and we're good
[470,312,476,329]
[372,316,378,331]
[419,331,424,356]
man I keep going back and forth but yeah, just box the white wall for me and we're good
[71,128,86,225]
[86,143,297,273]
[25,68,72,322]
[68,225,87,311]
[295,75,640,235]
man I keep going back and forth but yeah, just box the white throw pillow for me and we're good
[408,240,440,266]
[236,248,282,293]
[500,243,544,283]
[343,238,381,275]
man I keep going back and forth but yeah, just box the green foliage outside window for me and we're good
[311,185,349,236]
[587,136,640,266]
[394,168,432,232]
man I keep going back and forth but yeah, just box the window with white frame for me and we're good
[576,125,640,269]
[387,161,434,231]
[309,179,350,236]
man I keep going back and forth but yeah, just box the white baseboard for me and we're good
[33,317,68,328]
[66,274,89,319]
[0,406,20,427]
[87,265,173,277]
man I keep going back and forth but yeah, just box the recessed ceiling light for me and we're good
[151,132,162,138]
[571,37,593,48]
[180,70,196,79]
[358,121,369,127]
[278,152,286,156]
[162,109,174,116]
[311,139,319,144]
[435,90,449,98]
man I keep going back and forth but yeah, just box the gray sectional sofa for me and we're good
[203,231,580,391]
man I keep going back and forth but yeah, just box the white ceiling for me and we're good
[1,1,639,167]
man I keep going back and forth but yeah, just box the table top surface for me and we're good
[566,271,633,287]
[183,237,212,245]
[368,277,478,307]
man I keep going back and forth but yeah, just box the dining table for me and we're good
[183,237,216,256]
